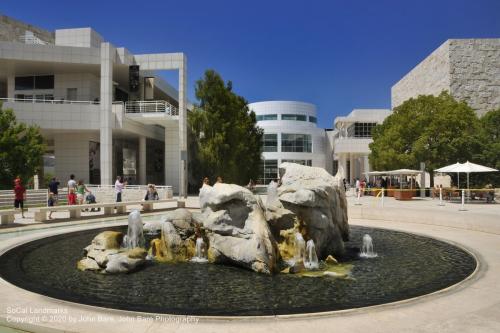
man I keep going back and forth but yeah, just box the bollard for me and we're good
[381,188,385,208]
[438,187,444,206]
[459,189,467,211]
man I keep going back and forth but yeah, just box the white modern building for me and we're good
[248,101,327,184]
[0,18,188,195]
[330,109,391,183]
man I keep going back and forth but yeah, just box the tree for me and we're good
[369,92,482,185]
[188,70,263,190]
[0,103,46,189]
[475,108,500,186]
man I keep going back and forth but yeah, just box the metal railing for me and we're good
[124,100,179,116]
[0,97,99,105]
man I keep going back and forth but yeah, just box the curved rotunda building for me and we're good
[248,101,327,184]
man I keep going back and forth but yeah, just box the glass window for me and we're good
[353,122,377,138]
[15,76,34,90]
[262,134,278,152]
[281,133,312,152]
[259,160,278,185]
[282,114,307,121]
[309,116,317,123]
[34,75,54,89]
[282,159,312,166]
[256,114,277,121]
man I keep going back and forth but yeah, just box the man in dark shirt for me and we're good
[48,177,60,203]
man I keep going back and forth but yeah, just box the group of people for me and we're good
[202,176,223,186]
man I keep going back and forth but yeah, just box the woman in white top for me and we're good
[114,176,126,202]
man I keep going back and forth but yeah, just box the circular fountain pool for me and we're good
[0,225,476,316]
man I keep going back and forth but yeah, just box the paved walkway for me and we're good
[0,196,499,332]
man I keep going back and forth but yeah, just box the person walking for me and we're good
[13,178,26,218]
[47,192,55,219]
[48,177,60,204]
[115,176,126,202]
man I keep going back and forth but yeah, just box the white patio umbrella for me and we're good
[435,162,462,188]
[454,161,498,192]
[436,161,498,191]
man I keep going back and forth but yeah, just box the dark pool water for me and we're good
[0,226,476,316]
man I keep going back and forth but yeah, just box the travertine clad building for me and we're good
[0,15,188,195]
[392,39,500,116]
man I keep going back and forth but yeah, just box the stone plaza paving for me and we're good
[0,195,499,332]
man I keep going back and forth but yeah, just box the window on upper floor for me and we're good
[281,114,307,121]
[262,134,278,152]
[15,75,54,90]
[353,122,377,138]
[309,116,317,123]
[256,114,278,121]
[281,133,312,152]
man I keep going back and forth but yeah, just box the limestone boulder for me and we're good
[199,183,279,274]
[89,231,123,250]
[105,249,147,274]
[78,231,146,274]
[277,162,349,258]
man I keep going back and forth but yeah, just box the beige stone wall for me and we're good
[391,41,451,109]
[392,39,500,116]
[0,14,54,43]
[449,39,500,117]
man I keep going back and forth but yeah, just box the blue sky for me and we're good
[2,0,499,128]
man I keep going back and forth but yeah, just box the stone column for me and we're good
[349,154,354,183]
[178,55,188,197]
[164,124,180,193]
[99,43,115,185]
[7,75,14,98]
[139,136,147,185]
[363,155,370,180]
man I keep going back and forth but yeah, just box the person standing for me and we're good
[48,177,60,204]
[14,178,26,218]
[76,180,89,205]
[115,176,126,202]
[355,178,360,196]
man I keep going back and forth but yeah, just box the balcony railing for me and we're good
[125,100,179,116]
[0,97,99,105]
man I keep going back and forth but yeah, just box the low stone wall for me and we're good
[85,187,173,203]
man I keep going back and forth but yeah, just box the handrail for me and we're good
[125,100,179,116]
[0,97,99,105]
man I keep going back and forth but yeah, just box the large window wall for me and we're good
[262,134,278,152]
[281,133,312,152]
[259,159,278,185]
[346,122,377,138]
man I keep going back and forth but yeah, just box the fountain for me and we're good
[266,180,278,207]
[190,237,208,263]
[359,234,378,258]
[294,232,306,263]
[304,239,319,270]
[123,210,145,249]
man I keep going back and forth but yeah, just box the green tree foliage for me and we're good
[475,108,500,186]
[369,92,482,184]
[188,70,263,189]
[0,103,46,189]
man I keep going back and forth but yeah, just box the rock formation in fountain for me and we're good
[147,184,278,274]
[197,183,279,274]
[271,162,349,260]
[77,211,147,274]
[148,208,197,262]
